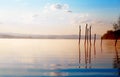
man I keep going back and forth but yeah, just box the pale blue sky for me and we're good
[0,0,120,35]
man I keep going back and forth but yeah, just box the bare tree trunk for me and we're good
[114,30,119,46]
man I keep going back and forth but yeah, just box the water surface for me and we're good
[0,39,120,77]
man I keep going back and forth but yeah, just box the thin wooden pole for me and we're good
[101,37,102,46]
[89,26,92,45]
[85,24,88,45]
[84,24,88,67]
[78,25,81,65]
[89,26,92,64]
[86,28,89,62]
[94,34,96,46]
[94,34,96,58]
[86,28,89,46]
[86,26,89,63]
[79,26,81,44]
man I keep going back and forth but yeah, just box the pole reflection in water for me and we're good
[84,43,87,68]
[94,34,96,57]
[78,43,81,68]
[94,45,96,58]
[83,40,92,68]
[77,39,120,77]
[100,37,103,53]
[89,44,91,65]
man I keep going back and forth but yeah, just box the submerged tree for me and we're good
[113,16,120,46]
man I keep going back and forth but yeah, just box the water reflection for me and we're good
[0,39,120,77]
[84,43,88,68]
[89,44,91,64]
[79,40,92,68]
[113,47,120,75]
[94,45,96,58]
[78,43,81,64]
[78,39,120,70]
[101,38,103,53]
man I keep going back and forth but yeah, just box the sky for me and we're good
[0,0,120,35]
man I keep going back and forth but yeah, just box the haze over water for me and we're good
[0,39,120,77]
[0,0,120,77]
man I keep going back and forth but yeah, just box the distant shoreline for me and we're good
[0,37,101,39]
[0,33,101,39]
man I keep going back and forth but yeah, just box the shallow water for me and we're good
[0,39,120,77]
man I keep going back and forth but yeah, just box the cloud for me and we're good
[44,3,72,13]
[65,10,72,13]
[50,4,68,10]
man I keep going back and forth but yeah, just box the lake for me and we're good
[0,39,120,77]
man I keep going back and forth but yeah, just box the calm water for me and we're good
[0,39,120,77]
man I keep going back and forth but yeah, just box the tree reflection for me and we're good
[113,47,120,76]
